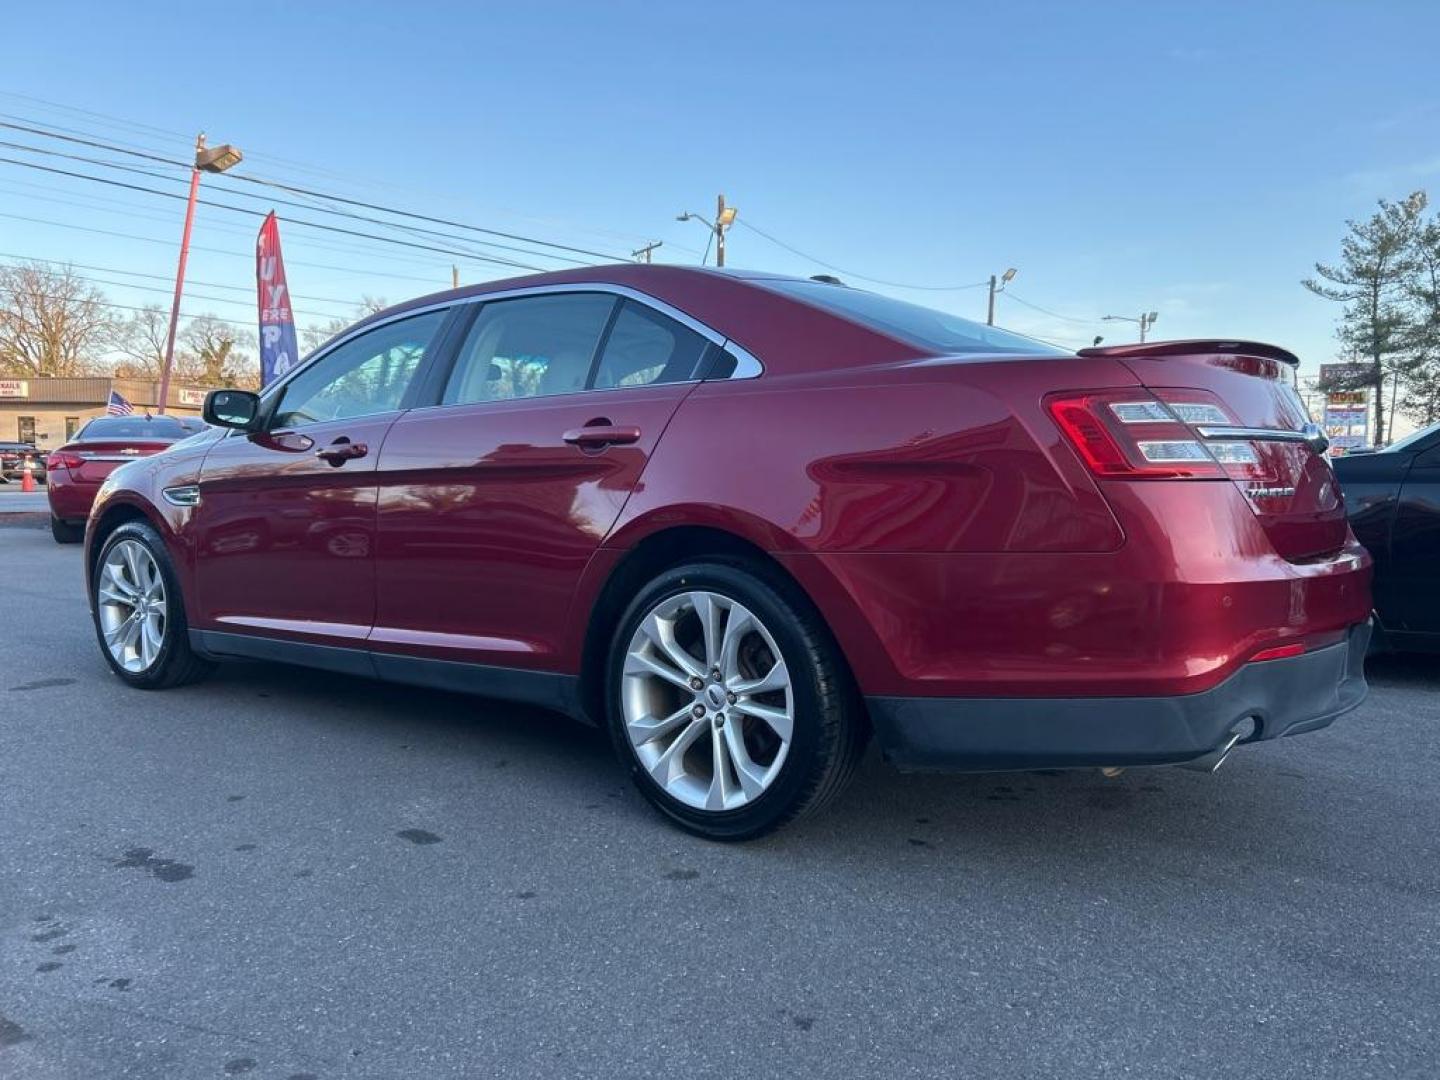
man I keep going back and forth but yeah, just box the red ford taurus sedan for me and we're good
[83,266,1372,838]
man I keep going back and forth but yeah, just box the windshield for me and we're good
[76,416,201,440]
[754,278,1071,356]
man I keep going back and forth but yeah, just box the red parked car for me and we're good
[48,414,207,544]
[83,266,1372,838]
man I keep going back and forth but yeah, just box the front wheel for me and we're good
[605,560,867,840]
[92,521,214,689]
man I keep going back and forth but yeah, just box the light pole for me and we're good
[157,132,242,413]
[677,194,738,266]
[987,267,1017,326]
[1103,310,1160,343]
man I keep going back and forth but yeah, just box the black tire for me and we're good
[50,515,83,544]
[604,558,868,840]
[91,520,215,690]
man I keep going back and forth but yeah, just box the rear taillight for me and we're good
[47,452,84,470]
[1047,390,1277,482]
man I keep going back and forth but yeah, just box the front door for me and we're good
[372,292,712,671]
[191,309,450,648]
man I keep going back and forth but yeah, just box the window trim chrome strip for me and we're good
[259,281,765,410]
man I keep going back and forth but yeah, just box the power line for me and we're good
[999,291,1102,324]
[0,284,257,332]
[0,262,343,321]
[0,116,633,265]
[733,218,989,291]
[0,210,474,287]
[0,154,556,273]
[0,252,356,306]
[0,177,536,280]
[0,134,611,269]
[4,92,691,255]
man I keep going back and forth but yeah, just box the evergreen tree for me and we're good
[1303,191,1426,445]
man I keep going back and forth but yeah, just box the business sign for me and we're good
[1319,362,1370,390]
[0,379,28,398]
[1326,390,1367,406]
[256,212,300,388]
[177,388,208,407]
[1323,403,1370,454]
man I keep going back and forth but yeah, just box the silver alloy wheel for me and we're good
[97,539,167,673]
[621,590,794,812]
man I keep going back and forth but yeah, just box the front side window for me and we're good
[443,294,616,405]
[592,301,710,389]
[272,310,446,429]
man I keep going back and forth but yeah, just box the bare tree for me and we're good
[181,314,257,388]
[0,262,118,377]
[300,297,389,354]
[113,304,169,380]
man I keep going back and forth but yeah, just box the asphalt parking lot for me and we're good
[1,518,1437,1079]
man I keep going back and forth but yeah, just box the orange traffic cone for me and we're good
[20,457,35,493]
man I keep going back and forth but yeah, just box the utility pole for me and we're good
[452,265,460,289]
[1103,310,1160,343]
[631,241,662,264]
[716,194,728,267]
[986,268,1018,325]
[158,132,242,413]
[676,197,738,267]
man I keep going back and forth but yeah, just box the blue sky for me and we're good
[2,0,1439,376]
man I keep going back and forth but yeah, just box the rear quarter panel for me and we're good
[592,355,1141,687]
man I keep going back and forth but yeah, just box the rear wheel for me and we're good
[50,516,83,544]
[92,521,214,689]
[605,560,867,840]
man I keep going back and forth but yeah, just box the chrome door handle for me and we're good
[315,438,368,465]
[562,425,642,449]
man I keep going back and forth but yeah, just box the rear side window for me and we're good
[444,293,616,404]
[755,278,1069,356]
[592,301,710,389]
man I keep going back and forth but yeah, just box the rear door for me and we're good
[372,291,711,671]
[191,309,450,649]
[1083,341,1347,561]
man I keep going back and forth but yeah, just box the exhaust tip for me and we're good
[1178,717,1257,774]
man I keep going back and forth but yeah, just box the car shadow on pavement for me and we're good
[193,656,1415,896]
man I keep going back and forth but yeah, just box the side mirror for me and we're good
[203,389,262,431]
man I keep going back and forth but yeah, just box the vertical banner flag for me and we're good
[256,212,299,387]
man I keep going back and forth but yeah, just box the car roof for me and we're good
[329,264,923,377]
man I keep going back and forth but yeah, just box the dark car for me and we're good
[0,441,46,483]
[83,266,1371,838]
[47,415,207,543]
[1333,421,1440,652]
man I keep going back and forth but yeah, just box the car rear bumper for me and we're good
[867,621,1370,771]
[47,473,99,521]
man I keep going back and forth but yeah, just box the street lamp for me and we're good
[1103,310,1160,343]
[987,267,1018,326]
[676,193,738,267]
[157,132,243,413]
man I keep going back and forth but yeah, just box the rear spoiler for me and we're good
[1076,339,1300,366]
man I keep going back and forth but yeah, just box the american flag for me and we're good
[106,390,134,416]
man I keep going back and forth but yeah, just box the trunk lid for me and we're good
[1076,340,1346,561]
[61,439,175,483]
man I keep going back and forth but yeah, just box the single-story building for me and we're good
[0,377,215,447]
